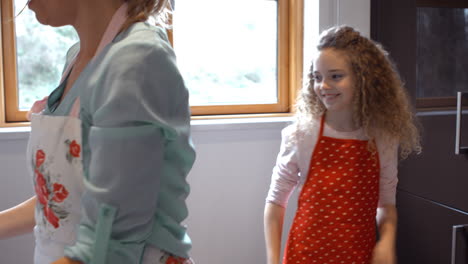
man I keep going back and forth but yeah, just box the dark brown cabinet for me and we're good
[371,0,468,263]
[397,115,468,264]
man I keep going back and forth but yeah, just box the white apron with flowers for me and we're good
[27,101,84,264]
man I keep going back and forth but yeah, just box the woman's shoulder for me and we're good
[112,22,173,56]
[104,23,179,75]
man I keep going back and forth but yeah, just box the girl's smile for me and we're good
[321,93,341,101]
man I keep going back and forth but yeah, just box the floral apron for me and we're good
[283,116,380,264]
[27,3,125,263]
[28,102,84,263]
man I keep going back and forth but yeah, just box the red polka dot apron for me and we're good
[283,115,380,264]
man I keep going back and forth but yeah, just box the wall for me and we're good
[0,136,34,263]
[0,0,370,263]
[184,120,291,263]
[319,0,371,37]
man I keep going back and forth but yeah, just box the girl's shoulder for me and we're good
[374,131,399,161]
[281,117,321,144]
[374,130,400,148]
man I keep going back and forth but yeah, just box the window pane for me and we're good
[14,0,78,110]
[416,7,468,98]
[173,0,278,106]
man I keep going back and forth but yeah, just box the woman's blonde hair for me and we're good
[295,25,421,159]
[122,0,172,30]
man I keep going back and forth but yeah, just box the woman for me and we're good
[0,0,195,263]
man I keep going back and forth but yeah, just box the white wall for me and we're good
[0,137,35,264]
[185,121,290,263]
[0,1,370,263]
[318,0,371,37]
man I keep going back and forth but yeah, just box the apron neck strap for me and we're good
[94,3,129,56]
[319,113,326,138]
[60,3,129,82]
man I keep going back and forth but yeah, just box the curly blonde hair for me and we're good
[295,25,421,159]
[121,0,172,31]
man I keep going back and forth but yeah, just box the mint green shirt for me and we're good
[45,22,195,263]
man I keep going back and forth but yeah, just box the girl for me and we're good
[264,26,421,264]
[0,0,195,264]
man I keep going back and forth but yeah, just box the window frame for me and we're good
[0,0,303,125]
[1,0,30,126]
[413,0,467,109]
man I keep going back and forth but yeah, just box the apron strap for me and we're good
[90,204,118,264]
[318,113,326,138]
[94,4,129,56]
[60,3,129,83]
[69,98,81,118]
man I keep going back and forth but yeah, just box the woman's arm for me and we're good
[64,36,194,263]
[372,204,398,264]
[0,196,36,239]
[264,202,286,264]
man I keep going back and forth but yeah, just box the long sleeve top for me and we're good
[266,118,398,209]
[44,22,195,263]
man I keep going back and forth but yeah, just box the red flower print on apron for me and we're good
[33,149,74,229]
[160,252,193,264]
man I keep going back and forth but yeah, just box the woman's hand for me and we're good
[0,197,36,239]
[51,257,82,264]
[371,240,396,264]
[26,96,48,121]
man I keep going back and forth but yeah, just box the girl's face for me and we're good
[27,0,76,27]
[312,48,356,114]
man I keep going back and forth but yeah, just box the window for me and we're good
[1,0,79,125]
[0,0,303,125]
[416,6,468,108]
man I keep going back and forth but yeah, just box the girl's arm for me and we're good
[264,202,286,264]
[372,204,398,264]
[0,196,36,239]
[373,136,398,264]
[264,125,302,264]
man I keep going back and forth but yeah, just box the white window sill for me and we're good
[191,116,293,132]
[0,116,293,142]
[0,127,31,141]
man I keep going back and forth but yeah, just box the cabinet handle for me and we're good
[455,92,468,155]
[451,224,468,264]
